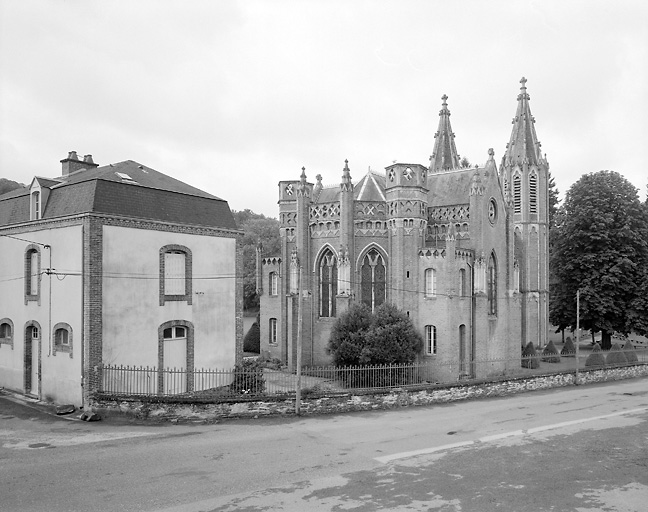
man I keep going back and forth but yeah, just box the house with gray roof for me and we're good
[0,152,242,405]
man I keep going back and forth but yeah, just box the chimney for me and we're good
[61,151,99,176]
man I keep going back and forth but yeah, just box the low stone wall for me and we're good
[91,364,648,423]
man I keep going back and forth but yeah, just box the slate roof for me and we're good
[503,78,544,167]
[0,160,237,230]
[427,167,474,207]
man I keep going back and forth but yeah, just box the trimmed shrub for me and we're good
[541,340,561,363]
[606,342,628,366]
[521,342,540,369]
[585,343,606,368]
[623,340,639,363]
[229,359,265,394]
[243,321,260,353]
[561,337,576,356]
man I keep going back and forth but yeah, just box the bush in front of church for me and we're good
[328,302,423,387]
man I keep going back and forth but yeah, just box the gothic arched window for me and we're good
[319,249,337,317]
[513,171,522,214]
[361,248,386,312]
[487,253,497,315]
[529,170,538,214]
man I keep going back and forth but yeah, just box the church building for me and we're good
[258,78,549,381]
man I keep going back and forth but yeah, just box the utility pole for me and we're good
[575,289,580,385]
[295,266,303,415]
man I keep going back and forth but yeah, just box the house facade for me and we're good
[258,78,549,381]
[0,153,242,405]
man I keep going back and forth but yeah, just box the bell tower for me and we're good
[501,77,549,348]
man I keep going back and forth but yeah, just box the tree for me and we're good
[547,171,560,229]
[0,178,24,196]
[328,303,423,366]
[549,171,648,349]
[459,157,471,169]
[232,209,281,311]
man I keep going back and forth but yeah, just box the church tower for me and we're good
[429,94,461,174]
[501,77,550,348]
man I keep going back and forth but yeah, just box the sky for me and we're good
[1,0,646,218]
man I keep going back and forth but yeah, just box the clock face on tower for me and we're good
[488,198,497,224]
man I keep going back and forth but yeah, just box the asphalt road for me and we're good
[1,378,647,512]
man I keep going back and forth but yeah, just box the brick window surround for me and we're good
[0,318,14,349]
[52,322,73,358]
[24,244,41,305]
[159,245,192,306]
[158,320,194,394]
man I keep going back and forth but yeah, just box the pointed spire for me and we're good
[297,167,310,197]
[340,159,353,192]
[430,94,460,174]
[484,148,497,177]
[503,77,544,167]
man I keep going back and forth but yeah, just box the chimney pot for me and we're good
[83,154,94,164]
[68,151,79,160]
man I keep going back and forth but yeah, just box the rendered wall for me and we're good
[0,224,84,404]
[102,226,237,371]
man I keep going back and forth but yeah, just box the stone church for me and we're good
[258,78,549,381]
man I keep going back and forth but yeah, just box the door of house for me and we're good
[26,326,39,395]
[163,326,187,394]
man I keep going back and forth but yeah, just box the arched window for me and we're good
[529,171,538,214]
[31,191,41,220]
[52,322,73,357]
[0,319,13,349]
[269,318,277,345]
[513,171,521,214]
[159,245,192,305]
[488,253,497,315]
[459,268,467,297]
[269,272,278,296]
[25,245,41,303]
[425,325,437,355]
[424,268,436,298]
[319,249,337,317]
[361,248,386,312]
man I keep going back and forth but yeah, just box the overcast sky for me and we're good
[1,0,646,218]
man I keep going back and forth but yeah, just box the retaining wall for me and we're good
[91,364,648,423]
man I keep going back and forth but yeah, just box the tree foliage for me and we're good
[0,178,24,196]
[328,303,423,366]
[232,209,281,310]
[549,171,648,349]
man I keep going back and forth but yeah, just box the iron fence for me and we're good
[100,346,648,398]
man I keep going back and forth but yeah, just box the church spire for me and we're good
[503,77,544,167]
[430,94,460,174]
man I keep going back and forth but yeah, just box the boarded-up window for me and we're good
[165,252,186,295]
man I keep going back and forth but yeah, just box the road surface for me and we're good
[1,377,647,511]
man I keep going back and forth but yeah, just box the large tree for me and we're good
[232,209,281,311]
[549,171,648,349]
[0,178,24,195]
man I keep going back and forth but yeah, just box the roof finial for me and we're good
[520,76,527,90]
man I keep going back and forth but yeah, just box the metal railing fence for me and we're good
[100,346,648,398]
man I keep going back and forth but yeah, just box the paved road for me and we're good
[1,378,648,511]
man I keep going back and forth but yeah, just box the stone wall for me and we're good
[91,364,648,423]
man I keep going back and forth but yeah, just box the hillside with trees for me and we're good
[232,209,281,311]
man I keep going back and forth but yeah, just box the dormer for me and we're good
[28,177,60,221]
[29,179,42,220]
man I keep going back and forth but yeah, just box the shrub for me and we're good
[585,343,606,368]
[606,342,628,366]
[541,340,561,363]
[561,337,576,356]
[623,340,639,363]
[229,359,265,394]
[243,321,260,353]
[328,303,423,366]
[521,342,540,369]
